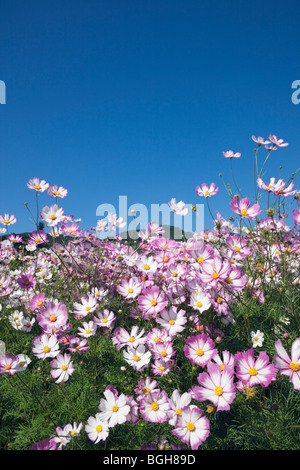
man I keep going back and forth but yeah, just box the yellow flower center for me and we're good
[112,405,119,412]
[61,365,67,371]
[197,256,204,264]
[133,355,140,362]
[102,318,108,323]
[186,422,195,431]
[128,288,134,293]
[159,366,165,371]
[5,364,11,370]
[196,348,204,356]
[176,408,181,415]
[143,264,150,270]
[129,336,135,342]
[3,220,9,224]
[169,319,175,325]
[290,362,299,372]
[249,367,258,376]
[37,301,43,306]
[241,208,248,216]
[34,185,41,190]
[234,245,240,252]
[49,315,57,322]
[196,301,203,308]
[163,257,169,262]
[96,425,102,432]
[151,299,157,306]
[43,346,50,353]
[212,272,219,279]
[144,387,150,394]
[214,386,223,396]
[225,277,232,284]
[49,214,57,220]
[151,402,159,411]
[86,329,91,334]
[172,272,178,277]
[161,350,167,357]
[85,306,91,311]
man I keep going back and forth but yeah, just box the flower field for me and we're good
[1,134,300,451]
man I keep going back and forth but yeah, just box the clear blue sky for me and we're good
[1,0,300,234]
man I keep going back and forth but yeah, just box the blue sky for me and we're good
[1,0,300,235]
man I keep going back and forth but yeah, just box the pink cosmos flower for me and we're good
[268,134,288,147]
[151,358,174,376]
[0,213,17,226]
[230,196,262,219]
[67,336,90,355]
[40,204,65,226]
[134,377,160,401]
[274,338,300,390]
[124,395,139,424]
[184,333,218,367]
[93,309,116,328]
[196,182,219,198]
[167,390,192,426]
[171,405,210,450]
[139,390,170,423]
[73,295,98,319]
[223,150,241,159]
[193,363,236,411]
[251,135,271,146]
[112,325,146,350]
[155,306,187,338]
[198,256,231,288]
[47,185,68,198]
[98,388,130,428]
[0,354,20,375]
[36,301,68,334]
[8,234,22,243]
[27,177,49,192]
[257,177,297,197]
[235,348,277,388]
[137,286,168,318]
[293,209,300,226]
[151,340,175,363]
[29,293,46,311]
[50,353,74,383]
[30,439,59,450]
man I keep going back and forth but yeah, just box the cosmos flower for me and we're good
[192,363,236,411]
[196,182,219,198]
[274,338,300,390]
[50,353,74,383]
[171,405,210,450]
[139,390,170,423]
[85,414,109,444]
[27,177,49,192]
[235,348,277,388]
[230,196,262,219]
[184,334,218,367]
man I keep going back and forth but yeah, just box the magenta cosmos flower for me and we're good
[230,196,262,219]
[196,182,219,198]
[139,390,170,423]
[16,273,36,290]
[36,301,68,333]
[251,135,271,146]
[268,134,288,147]
[29,293,46,311]
[274,338,300,390]
[235,348,277,388]
[184,333,218,367]
[193,363,236,411]
[172,405,210,450]
[137,286,168,318]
